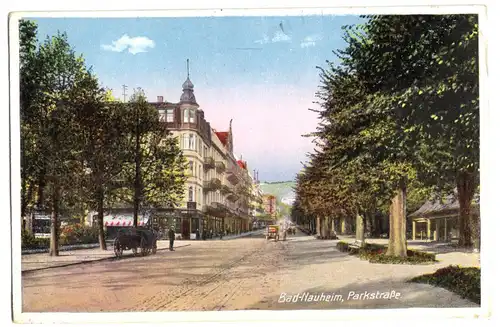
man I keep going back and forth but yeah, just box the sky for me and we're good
[32,15,366,182]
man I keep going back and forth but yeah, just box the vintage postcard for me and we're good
[8,1,492,325]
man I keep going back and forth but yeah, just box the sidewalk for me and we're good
[21,240,191,273]
[21,231,263,273]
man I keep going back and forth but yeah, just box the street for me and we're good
[22,230,477,312]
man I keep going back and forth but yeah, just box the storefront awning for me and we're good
[103,214,149,227]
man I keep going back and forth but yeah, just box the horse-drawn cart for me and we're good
[266,225,280,241]
[113,227,158,258]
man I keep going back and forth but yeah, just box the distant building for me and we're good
[262,194,277,218]
[408,192,480,242]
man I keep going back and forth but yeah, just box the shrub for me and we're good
[59,224,100,245]
[21,231,50,249]
[336,241,350,252]
[336,241,437,264]
[410,265,480,304]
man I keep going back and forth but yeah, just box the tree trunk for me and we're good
[21,181,34,230]
[355,211,365,245]
[340,216,346,234]
[457,171,477,248]
[386,185,408,257]
[325,217,331,238]
[96,185,107,250]
[331,217,338,238]
[36,173,46,209]
[49,184,60,257]
[133,131,141,227]
[316,216,321,236]
[365,212,373,238]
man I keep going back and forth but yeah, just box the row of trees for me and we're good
[292,14,479,255]
[20,20,187,255]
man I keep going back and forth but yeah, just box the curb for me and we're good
[22,244,191,275]
[22,242,115,255]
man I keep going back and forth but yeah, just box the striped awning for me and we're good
[103,215,149,227]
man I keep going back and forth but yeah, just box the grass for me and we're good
[409,265,480,304]
[336,241,437,265]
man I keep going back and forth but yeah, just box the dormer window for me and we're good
[183,109,189,123]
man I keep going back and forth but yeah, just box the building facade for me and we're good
[149,71,261,239]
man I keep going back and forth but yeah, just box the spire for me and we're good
[180,58,197,104]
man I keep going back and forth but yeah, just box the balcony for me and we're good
[204,157,215,170]
[215,161,226,173]
[203,178,221,191]
[227,192,239,202]
[220,184,232,195]
[226,166,240,185]
[235,185,251,198]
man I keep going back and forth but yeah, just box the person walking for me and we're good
[168,226,175,251]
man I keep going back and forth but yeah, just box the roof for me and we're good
[150,102,177,109]
[215,131,229,146]
[237,160,247,170]
[409,192,480,218]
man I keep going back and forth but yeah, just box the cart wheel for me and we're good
[113,239,123,258]
[140,236,148,256]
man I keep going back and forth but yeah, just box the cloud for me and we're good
[300,34,323,48]
[271,30,291,43]
[101,34,155,54]
[255,30,291,45]
[255,34,270,45]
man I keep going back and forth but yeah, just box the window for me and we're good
[159,110,166,122]
[183,109,189,123]
[188,186,194,202]
[198,138,202,154]
[189,134,195,150]
[166,109,174,122]
[182,134,190,149]
[198,188,201,203]
[203,146,208,158]
[189,161,194,176]
[199,165,202,180]
[189,109,196,123]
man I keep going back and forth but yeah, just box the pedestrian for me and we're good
[196,229,200,240]
[168,226,175,251]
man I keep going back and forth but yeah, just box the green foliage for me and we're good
[112,90,187,216]
[336,241,436,264]
[19,21,188,253]
[59,223,102,245]
[410,265,480,304]
[21,231,50,249]
[295,14,479,249]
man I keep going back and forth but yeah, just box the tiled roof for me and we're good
[215,131,229,146]
[237,160,247,170]
[408,192,480,218]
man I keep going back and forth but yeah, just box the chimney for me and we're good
[157,96,164,103]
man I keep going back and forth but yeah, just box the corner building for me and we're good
[151,72,256,239]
